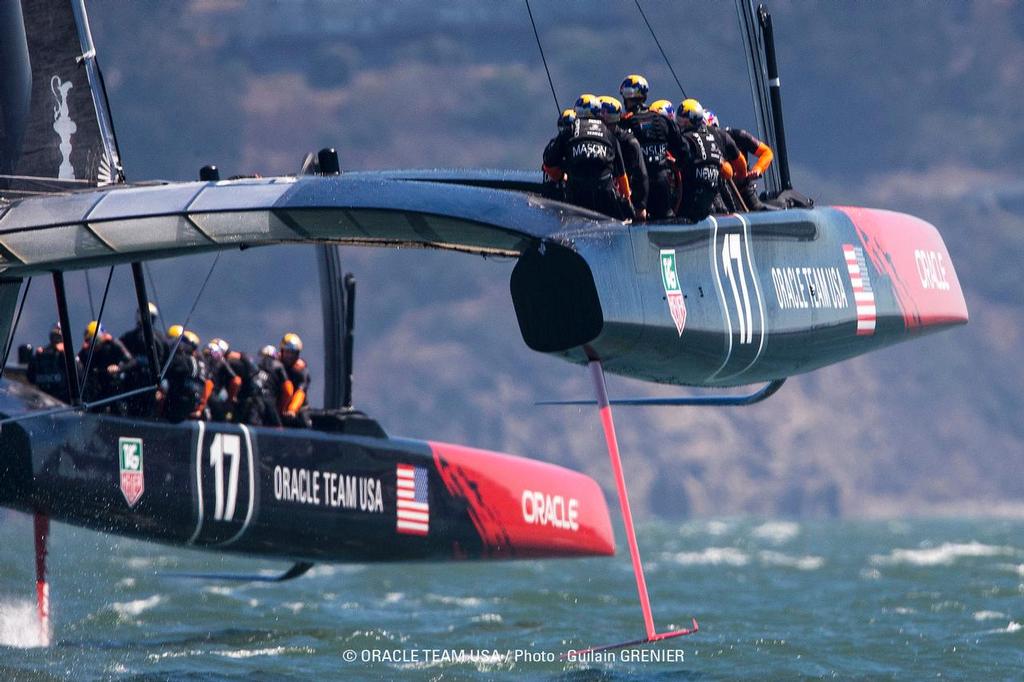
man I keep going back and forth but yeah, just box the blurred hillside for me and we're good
[12,1,1019,518]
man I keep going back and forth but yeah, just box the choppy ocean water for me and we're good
[1,513,1021,680]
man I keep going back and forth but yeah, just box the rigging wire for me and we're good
[524,0,561,114]
[77,266,115,403]
[84,270,96,319]
[0,253,222,431]
[158,252,221,382]
[0,278,32,376]
[635,0,687,100]
[143,262,167,333]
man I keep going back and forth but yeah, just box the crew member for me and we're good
[675,99,724,223]
[279,332,311,428]
[618,74,688,220]
[78,321,132,409]
[704,110,745,212]
[230,347,281,427]
[161,326,211,422]
[541,108,577,201]
[119,302,169,417]
[542,94,632,219]
[724,122,775,210]
[26,322,81,403]
[597,95,648,221]
[258,344,290,427]
[203,338,233,421]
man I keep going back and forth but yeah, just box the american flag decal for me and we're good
[843,244,876,335]
[396,464,429,535]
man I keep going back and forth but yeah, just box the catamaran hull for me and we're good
[512,206,969,386]
[0,385,614,563]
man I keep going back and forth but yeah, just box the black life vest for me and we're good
[682,128,723,191]
[622,109,673,170]
[565,118,617,180]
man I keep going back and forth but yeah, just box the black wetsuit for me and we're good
[77,335,132,409]
[543,117,629,219]
[162,348,208,423]
[26,343,80,403]
[612,126,648,216]
[709,126,743,212]
[726,127,767,210]
[620,108,687,219]
[119,325,169,417]
[205,354,235,422]
[282,357,312,428]
[259,354,291,425]
[541,135,567,201]
[237,354,282,427]
[678,125,724,223]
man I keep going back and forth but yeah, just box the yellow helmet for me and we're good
[619,74,649,101]
[280,332,303,353]
[649,99,675,119]
[84,320,104,340]
[573,93,599,118]
[597,95,623,124]
[182,330,201,349]
[678,98,705,127]
[558,108,576,129]
[167,324,184,339]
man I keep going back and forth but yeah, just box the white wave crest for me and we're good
[758,551,824,570]
[870,542,1015,567]
[752,521,800,543]
[983,621,1023,635]
[427,594,483,607]
[974,610,1006,621]
[0,600,48,648]
[886,606,916,615]
[112,595,162,619]
[672,547,749,566]
[203,585,236,596]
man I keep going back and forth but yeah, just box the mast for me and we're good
[758,5,792,191]
[312,148,347,410]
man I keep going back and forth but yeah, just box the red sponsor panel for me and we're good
[429,441,615,558]
[836,207,968,331]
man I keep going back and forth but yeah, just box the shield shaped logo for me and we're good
[118,437,144,507]
[660,249,687,336]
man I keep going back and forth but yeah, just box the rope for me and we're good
[159,252,220,382]
[0,278,32,374]
[635,0,687,99]
[78,266,115,403]
[525,0,560,115]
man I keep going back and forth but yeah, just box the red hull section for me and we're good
[838,207,968,332]
[430,441,615,558]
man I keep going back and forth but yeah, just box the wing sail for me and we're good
[0,174,613,275]
[0,0,121,201]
